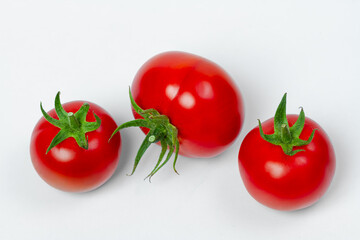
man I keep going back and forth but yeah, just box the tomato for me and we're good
[113,51,244,178]
[238,94,335,211]
[30,92,121,192]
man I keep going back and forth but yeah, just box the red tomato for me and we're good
[131,51,244,158]
[238,95,335,211]
[30,95,121,192]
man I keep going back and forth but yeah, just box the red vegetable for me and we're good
[238,94,335,211]
[30,92,121,192]
[112,51,244,178]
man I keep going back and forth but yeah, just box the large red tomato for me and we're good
[114,51,244,178]
[238,94,335,211]
[30,92,121,192]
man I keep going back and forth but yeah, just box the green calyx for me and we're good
[110,88,179,180]
[40,92,101,154]
[258,93,317,156]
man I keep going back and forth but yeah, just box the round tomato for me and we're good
[30,92,121,192]
[113,51,244,178]
[238,94,335,211]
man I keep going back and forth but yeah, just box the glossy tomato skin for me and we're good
[132,51,244,158]
[238,115,335,211]
[30,101,121,192]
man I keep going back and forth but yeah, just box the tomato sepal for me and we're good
[40,92,101,153]
[110,88,179,180]
[258,93,317,156]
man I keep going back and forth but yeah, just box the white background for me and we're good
[1,0,359,239]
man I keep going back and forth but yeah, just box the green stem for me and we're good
[110,87,180,179]
[280,124,292,143]
[41,92,101,153]
[258,93,316,156]
[148,135,156,142]
[67,112,80,129]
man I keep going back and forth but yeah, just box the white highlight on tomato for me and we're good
[51,148,75,162]
[179,92,195,109]
[196,81,214,99]
[295,156,307,166]
[165,84,180,100]
[88,138,99,149]
[265,161,287,179]
[306,141,316,152]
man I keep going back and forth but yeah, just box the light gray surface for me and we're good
[1,1,359,239]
